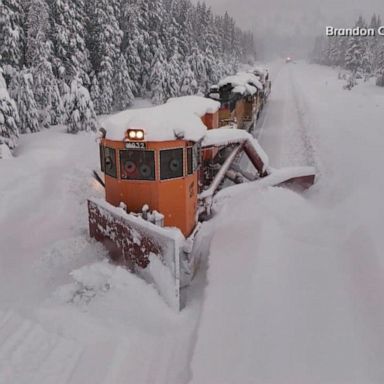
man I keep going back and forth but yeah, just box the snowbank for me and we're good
[191,61,384,384]
[104,96,220,142]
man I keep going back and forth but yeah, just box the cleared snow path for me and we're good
[255,61,316,168]
[191,62,384,384]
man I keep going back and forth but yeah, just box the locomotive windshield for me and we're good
[160,148,184,180]
[102,147,117,178]
[120,149,155,181]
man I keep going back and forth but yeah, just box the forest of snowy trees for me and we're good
[0,0,256,152]
[311,15,384,86]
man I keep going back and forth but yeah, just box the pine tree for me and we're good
[48,0,91,83]
[9,69,39,134]
[376,40,384,86]
[89,71,101,110]
[25,0,64,127]
[0,66,19,150]
[120,1,141,95]
[88,0,123,113]
[173,0,194,59]
[369,14,381,74]
[112,54,134,111]
[188,44,207,93]
[66,76,97,133]
[150,49,167,104]
[33,60,64,126]
[342,17,369,75]
[0,0,25,71]
[25,0,50,68]
[164,39,182,98]
[345,37,363,74]
[179,61,198,96]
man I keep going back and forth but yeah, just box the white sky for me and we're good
[196,0,384,32]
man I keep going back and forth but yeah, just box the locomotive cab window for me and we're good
[120,150,155,181]
[104,147,117,178]
[160,148,184,180]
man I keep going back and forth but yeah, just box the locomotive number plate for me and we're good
[125,142,147,149]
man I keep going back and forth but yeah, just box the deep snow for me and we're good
[0,61,384,384]
[191,62,384,384]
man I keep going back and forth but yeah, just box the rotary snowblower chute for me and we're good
[88,96,316,311]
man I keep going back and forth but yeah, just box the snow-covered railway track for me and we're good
[288,68,318,169]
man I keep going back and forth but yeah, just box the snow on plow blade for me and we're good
[260,166,316,191]
[88,198,186,311]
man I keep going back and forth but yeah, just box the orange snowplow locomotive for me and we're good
[89,96,315,310]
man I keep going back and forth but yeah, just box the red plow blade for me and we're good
[88,198,187,311]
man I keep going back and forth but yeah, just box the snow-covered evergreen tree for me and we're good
[47,0,91,83]
[164,40,182,98]
[32,61,64,126]
[89,72,101,110]
[25,0,51,68]
[369,14,382,74]
[172,0,194,59]
[9,69,39,134]
[25,0,64,127]
[0,0,25,71]
[88,0,123,113]
[376,40,384,86]
[179,61,198,96]
[150,49,167,104]
[0,66,19,150]
[66,76,97,133]
[112,54,134,111]
[120,1,141,95]
[188,44,207,93]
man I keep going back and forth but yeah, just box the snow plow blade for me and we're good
[88,198,188,311]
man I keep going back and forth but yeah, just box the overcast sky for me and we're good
[193,0,384,58]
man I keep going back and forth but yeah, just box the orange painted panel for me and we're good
[201,112,219,130]
[101,138,198,237]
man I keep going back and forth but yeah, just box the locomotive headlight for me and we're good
[127,129,145,141]
[128,130,137,139]
[136,130,144,140]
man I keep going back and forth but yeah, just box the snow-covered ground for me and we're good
[1,61,384,383]
[191,62,384,384]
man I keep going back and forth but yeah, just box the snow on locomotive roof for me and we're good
[166,95,220,115]
[251,66,269,76]
[218,72,263,95]
[104,96,220,142]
